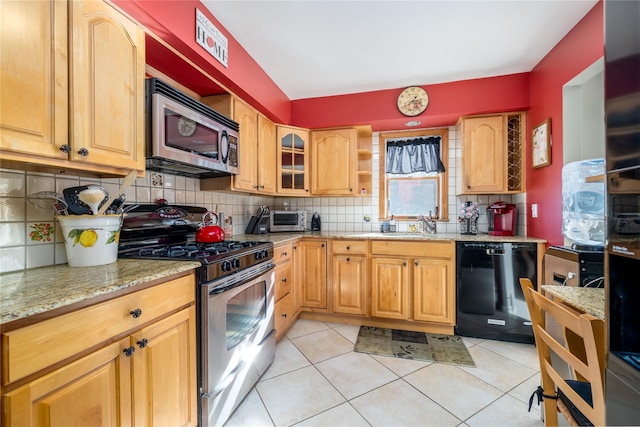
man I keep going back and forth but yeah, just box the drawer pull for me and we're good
[130,308,142,318]
[403,262,407,266]
[123,346,135,357]
[347,257,350,262]
[282,251,287,256]
[282,278,287,283]
[137,338,148,349]
[346,246,350,250]
[415,261,419,266]
[282,313,287,318]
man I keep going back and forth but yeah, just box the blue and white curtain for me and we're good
[385,136,446,174]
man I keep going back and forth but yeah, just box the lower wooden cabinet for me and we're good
[273,241,297,340]
[371,257,409,319]
[331,240,368,316]
[294,239,327,310]
[2,274,198,427]
[370,241,455,326]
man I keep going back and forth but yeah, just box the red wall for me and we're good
[526,1,604,245]
[291,74,530,131]
[116,0,604,244]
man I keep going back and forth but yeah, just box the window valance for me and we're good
[385,136,446,174]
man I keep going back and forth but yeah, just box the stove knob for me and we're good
[221,261,232,271]
[233,258,241,268]
[254,251,263,260]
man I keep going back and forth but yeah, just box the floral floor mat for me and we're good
[354,326,475,367]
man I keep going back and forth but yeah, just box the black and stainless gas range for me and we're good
[118,204,276,427]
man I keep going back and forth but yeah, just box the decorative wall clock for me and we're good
[397,86,429,116]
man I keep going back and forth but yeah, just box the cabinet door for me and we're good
[413,258,454,324]
[462,115,505,193]
[257,115,277,194]
[70,0,145,171]
[0,0,68,160]
[331,255,367,315]
[232,99,259,191]
[371,257,408,319]
[311,128,355,195]
[296,240,327,309]
[277,126,310,195]
[131,306,197,427]
[2,339,131,427]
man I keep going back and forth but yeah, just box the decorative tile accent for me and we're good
[28,222,55,243]
[151,172,163,187]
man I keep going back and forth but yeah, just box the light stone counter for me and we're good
[234,231,546,245]
[1,259,201,326]
[541,285,605,320]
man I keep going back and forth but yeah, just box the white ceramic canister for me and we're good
[56,214,122,267]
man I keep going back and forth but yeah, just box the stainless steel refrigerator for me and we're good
[604,0,640,424]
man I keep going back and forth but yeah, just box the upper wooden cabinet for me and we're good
[458,113,525,194]
[277,125,310,196]
[310,126,372,196]
[0,0,145,176]
[201,96,276,194]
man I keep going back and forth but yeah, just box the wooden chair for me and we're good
[519,278,605,427]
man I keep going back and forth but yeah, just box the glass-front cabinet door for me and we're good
[276,126,309,195]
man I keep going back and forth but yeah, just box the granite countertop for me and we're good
[0,259,201,326]
[541,285,605,320]
[234,231,546,245]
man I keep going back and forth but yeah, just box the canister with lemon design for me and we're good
[56,214,123,267]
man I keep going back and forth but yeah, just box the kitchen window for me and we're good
[379,128,449,221]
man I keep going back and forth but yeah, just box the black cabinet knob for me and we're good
[77,148,89,157]
[346,257,350,262]
[130,308,142,318]
[415,261,419,266]
[282,277,287,283]
[282,313,287,318]
[137,338,148,349]
[123,346,135,357]
[346,246,350,250]
[59,144,70,153]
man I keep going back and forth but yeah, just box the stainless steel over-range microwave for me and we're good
[145,78,239,178]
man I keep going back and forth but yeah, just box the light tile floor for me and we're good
[225,319,545,427]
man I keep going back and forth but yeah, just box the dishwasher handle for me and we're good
[486,248,505,255]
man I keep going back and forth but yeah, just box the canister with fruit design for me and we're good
[56,214,122,267]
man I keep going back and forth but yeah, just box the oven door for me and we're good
[200,263,275,427]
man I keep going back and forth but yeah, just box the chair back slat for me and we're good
[519,278,605,427]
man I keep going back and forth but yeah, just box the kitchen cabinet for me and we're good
[1,273,197,427]
[277,125,310,195]
[330,240,368,315]
[458,113,525,194]
[310,126,373,196]
[0,0,145,176]
[273,242,297,340]
[201,96,276,194]
[370,241,455,326]
[294,239,327,310]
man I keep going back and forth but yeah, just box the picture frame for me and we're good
[532,118,551,168]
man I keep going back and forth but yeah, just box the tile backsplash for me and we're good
[0,126,526,273]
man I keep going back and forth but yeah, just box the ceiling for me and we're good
[201,0,598,100]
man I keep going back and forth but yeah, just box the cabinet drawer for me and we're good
[273,242,293,264]
[371,241,453,258]
[332,240,367,254]
[2,274,195,385]
[275,293,294,335]
[274,260,292,302]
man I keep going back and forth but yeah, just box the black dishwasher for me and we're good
[455,242,537,344]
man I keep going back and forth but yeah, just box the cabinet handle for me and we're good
[130,308,142,318]
[59,144,70,153]
[305,189,309,192]
[350,188,353,192]
[282,313,287,318]
[260,185,265,189]
[255,185,260,189]
[282,278,287,283]
[403,262,407,266]
[346,246,350,250]
[77,148,89,157]
[123,346,135,357]
[283,252,287,256]
[293,246,297,250]
[415,261,419,266]
[346,257,350,262]
[321,243,325,247]
[137,338,148,349]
